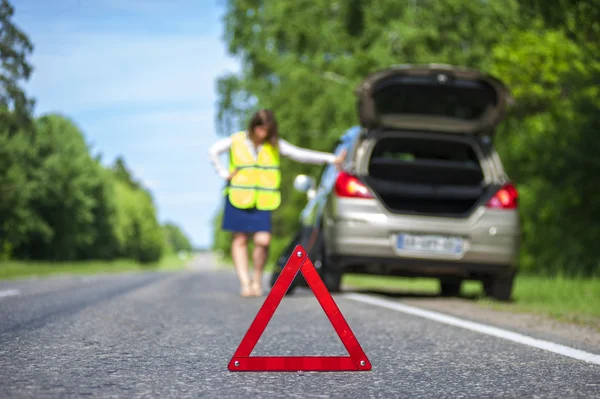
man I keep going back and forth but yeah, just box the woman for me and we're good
[209,109,346,297]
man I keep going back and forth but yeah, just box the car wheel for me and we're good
[483,273,515,302]
[269,267,280,287]
[269,267,299,295]
[312,238,342,293]
[269,256,301,295]
[439,278,462,297]
[321,268,342,293]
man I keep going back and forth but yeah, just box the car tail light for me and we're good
[334,172,373,198]
[485,183,518,209]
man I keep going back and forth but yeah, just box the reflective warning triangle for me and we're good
[228,245,372,372]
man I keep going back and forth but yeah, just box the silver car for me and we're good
[271,64,521,301]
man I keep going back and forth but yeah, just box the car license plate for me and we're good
[397,234,463,255]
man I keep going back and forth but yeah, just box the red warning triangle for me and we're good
[228,245,371,372]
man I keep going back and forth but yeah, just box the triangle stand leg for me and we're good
[228,245,372,372]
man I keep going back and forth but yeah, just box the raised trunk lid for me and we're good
[355,64,512,135]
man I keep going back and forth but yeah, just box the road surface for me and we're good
[0,255,598,398]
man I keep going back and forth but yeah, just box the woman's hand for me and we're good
[226,169,239,181]
[333,150,347,170]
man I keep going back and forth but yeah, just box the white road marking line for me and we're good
[0,289,20,298]
[344,293,600,366]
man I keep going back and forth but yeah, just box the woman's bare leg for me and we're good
[251,231,271,295]
[231,232,252,296]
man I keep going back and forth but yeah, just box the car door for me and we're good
[299,134,355,255]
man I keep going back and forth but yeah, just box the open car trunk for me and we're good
[355,64,512,135]
[354,64,510,217]
[362,135,491,217]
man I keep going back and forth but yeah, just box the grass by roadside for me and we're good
[343,274,600,329]
[0,254,188,280]
[479,275,600,328]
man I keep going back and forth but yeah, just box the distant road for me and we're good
[0,256,598,398]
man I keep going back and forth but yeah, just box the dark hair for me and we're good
[247,109,279,147]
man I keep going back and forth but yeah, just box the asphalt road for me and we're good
[0,257,598,398]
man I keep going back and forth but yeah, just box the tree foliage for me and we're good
[0,0,34,129]
[163,222,193,254]
[0,1,192,264]
[214,0,600,276]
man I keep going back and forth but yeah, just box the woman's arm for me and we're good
[208,136,233,180]
[278,139,337,164]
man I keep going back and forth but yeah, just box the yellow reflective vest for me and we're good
[224,131,281,210]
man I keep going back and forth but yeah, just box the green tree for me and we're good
[490,1,600,276]
[19,114,104,261]
[0,0,35,130]
[112,156,142,190]
[163,222,193,253]
[0,122,49,259]
[111,159,165,264]
[80,164,121,261]
[0,0,38,260]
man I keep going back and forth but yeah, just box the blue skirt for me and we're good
[221,195,272,233]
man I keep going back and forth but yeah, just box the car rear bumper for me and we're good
[324,199,520,276]
[328,255,516,279]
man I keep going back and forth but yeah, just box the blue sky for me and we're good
[13,0,241,248]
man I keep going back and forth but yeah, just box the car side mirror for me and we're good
[293,174,316,199]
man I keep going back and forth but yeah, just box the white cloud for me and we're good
[144,179,160,189]
[81,107,220,154]
[126,108,214,126]
[98,0,176,13]
[28,31,240,114]
[97,0,223,15]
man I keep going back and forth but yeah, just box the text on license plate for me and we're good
[397,234,463,255]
